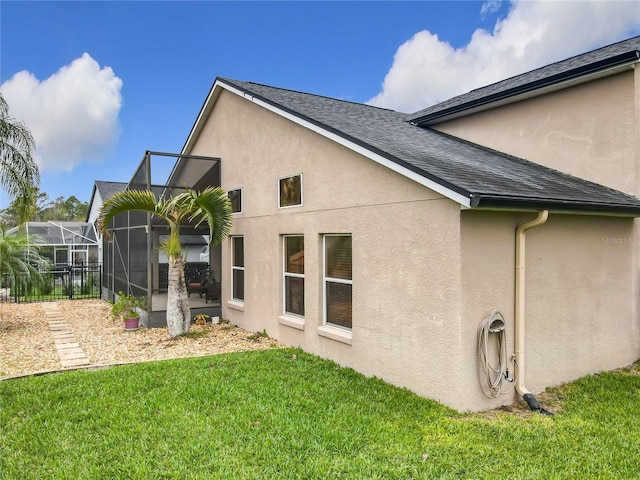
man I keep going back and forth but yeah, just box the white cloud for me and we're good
[368,0,640,113]
[0,53,123,171]
[481,0,503,17]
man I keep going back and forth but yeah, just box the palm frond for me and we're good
[96,189,169,237]
[164,190,197,224]
[0,230,49,288]
[0,93,39,214]
[188,187,233,246]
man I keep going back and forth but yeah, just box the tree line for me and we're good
[0,192,88,229]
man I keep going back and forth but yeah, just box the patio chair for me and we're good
[187,269,219,303]
[186,270,207,297]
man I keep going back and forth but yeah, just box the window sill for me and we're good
[317,325,352,345]
[227,300,244,312]
[278,315,305,330]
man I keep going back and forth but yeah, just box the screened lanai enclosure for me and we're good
[102,151,222,327]
[2,221,101,302]
[7,221,100,265]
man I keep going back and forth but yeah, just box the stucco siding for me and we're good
[434,70,638,196]
[187,89,468,409]
[461,210,638,411]
[460,211,520,411]
[525,215,638,387]
[181,86,640,412]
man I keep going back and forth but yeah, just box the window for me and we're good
[71,248,88,266]
[231,236,244,301]
[228,189,242,214]
[323,235,352,329]
[283,236,304,316]
[279,174,302,208]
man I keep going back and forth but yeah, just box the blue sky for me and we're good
[1,0,639,205]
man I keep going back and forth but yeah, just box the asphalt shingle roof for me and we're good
[407,36,640,124]
[95,181,128,201]
[218,77,640,215]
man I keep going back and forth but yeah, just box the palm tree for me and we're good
[0,227,49,296]
[0,93,40,224]
[96,187,233,337]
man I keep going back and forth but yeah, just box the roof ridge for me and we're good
[95,180,127,185]
[218,77,400,114]
[466,34,640,96]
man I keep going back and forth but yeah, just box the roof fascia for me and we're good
[468,206,640,218]
[413,53,640,125]
[472,196,640,217]
[215,80,472,208]
[86,183,99,222]
[181,81,222,155]
[170,81,225,186]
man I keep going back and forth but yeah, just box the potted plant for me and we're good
[111,291,146,331]
[193,313,210,325]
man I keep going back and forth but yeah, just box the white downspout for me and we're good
[515,210,553,414]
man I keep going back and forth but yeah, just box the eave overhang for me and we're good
[410,51,640,126]
[470,194,640,217]
[181,77,640,218]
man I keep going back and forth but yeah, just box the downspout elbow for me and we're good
[516,210,549,238]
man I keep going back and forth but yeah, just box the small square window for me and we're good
[279,174,302,208]
[228,189,242,214]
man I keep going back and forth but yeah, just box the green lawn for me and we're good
[1,349,638,479]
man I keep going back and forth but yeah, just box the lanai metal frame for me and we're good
[101,150,221,324]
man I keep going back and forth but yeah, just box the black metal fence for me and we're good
[0,263,102,303]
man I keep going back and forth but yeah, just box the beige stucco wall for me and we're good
[186,89,474,410]
[434,69,638,196]
[461,210,639,411]
[438,67,640,410]
[181,86,640,412]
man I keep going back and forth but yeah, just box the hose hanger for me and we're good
[477,310,514,398]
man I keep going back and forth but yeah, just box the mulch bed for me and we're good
[1,299,282,379]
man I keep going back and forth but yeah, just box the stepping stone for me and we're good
[44,302,91,370]
[50,326,72,332]
[59,351,87,360]
[61,358,91,368]
[52,336,77,343]
[51,332,75,339]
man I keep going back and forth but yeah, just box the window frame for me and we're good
[231,236,244,302]
[283,235,304,317]
[228,188,243,214]
[322,234,352,331]
[278,173,303,209]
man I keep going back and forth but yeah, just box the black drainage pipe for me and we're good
[523,393,554,416]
